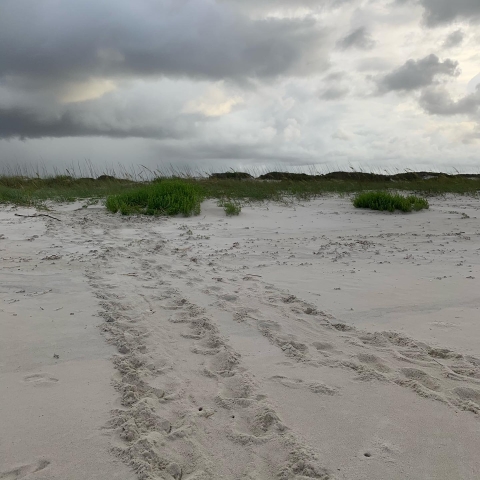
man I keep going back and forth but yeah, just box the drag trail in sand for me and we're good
[1,195,479,479]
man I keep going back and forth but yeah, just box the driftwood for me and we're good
[14,213,61,222]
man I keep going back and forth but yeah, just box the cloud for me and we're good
[60,79,117,104]
[356,57,392,72]
[397,0,480,26]
[218,0,354,14]
[0,79,204,140]
[336,27,375,50]
[323,71,346,81]
[419,85,480,116]
[376,54,460,92]
[283,118,302,141]
[420,0,480,26]
[183,85,244,117]
[0,107,184,140]
[332,129,351,140]
[467,73,480,93]
[0,0,329,87]
[320,86,350,100]
[462,128,480,144]
[443,30,465,49]
[2,0,480,168]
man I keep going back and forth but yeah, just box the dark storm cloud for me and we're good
[443,30,465,49]
[0,107,190,140]
[397,0,480,26]
[376,54,459,93]
[419,85,480,115]
[336,27,375,50]
[0,0,329,86]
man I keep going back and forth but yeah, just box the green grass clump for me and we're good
[353,192,429,212]
[221,200,242,216]
[106,180,202,216]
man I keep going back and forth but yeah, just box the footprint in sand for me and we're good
[308,383,339,396]
[23,373,59,386]
[0,459,50,480]
[454,387,480,404]
[312,342,334,352]
[452,387,480,413]
[357,353,391,373]
[312,341,343,357]
[257,319,281,333]
[465,355,480,367]
[400,368,440,391]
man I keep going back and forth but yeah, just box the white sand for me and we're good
[1,195,479,479]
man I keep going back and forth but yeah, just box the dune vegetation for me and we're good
[0,164,479,214]
[353,191,429,212]
[105,180,202,216]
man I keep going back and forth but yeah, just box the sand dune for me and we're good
[1,195,479,479]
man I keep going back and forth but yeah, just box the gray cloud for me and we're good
[0,0,329,86]
[1,0,480,166]
[421,0,480,26]
[219,0,354,12]
[0,105,194,140]
[462,129,480,144]
[0,0,332,140]
[419,85,480,115]
[320,86,350,100]
[376,54,459,92]
[0,108,158,140]
[397,0,480,26]
[336,27,375,50]
[323,71,346,81]
[332,129,351,140]
[443,30,465,48]
[219,0,323,8]
[155,141,314,163]
[356,57,392,72]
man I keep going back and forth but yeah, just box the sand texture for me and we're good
[1,195,480,479]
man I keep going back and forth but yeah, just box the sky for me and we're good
[1,0,480,174]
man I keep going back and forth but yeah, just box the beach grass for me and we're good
[105,180,202,216]
[353,191,429,212]
[0,176,136,208]
[1,166,479,211]
[218,199,242,216]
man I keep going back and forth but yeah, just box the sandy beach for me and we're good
[1,195,479,479]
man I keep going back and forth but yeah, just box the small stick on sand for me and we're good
[177,246,192,252]
[15,213,61,222]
